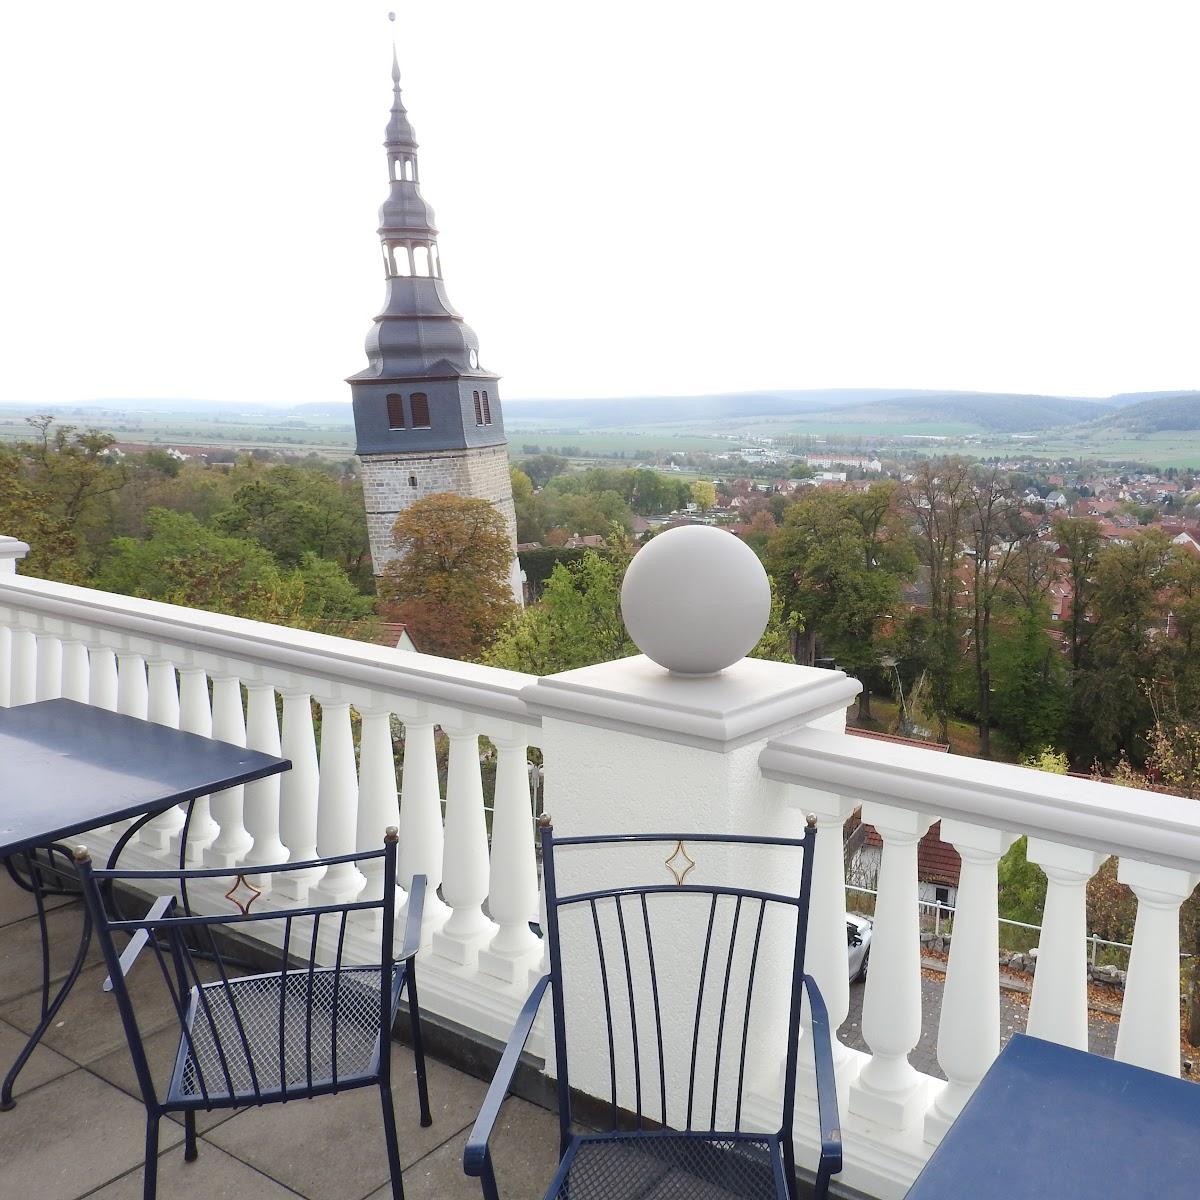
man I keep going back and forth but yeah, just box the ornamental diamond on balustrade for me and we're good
[3,531,1199,1200]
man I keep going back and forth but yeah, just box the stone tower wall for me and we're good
[360,444,518,577]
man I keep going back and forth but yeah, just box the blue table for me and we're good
[907,1034,1200,1200]
[0,698,289,1109]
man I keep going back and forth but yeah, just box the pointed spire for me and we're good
[384,26,417,150]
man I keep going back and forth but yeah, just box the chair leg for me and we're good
[406,963,432,1127]
[379,1080,407,1200]
[143,1116,160,1200]
[184,1109,198,1162]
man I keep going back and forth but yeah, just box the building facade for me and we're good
[348,50,521,602]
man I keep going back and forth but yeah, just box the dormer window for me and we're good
[410,393,431,428]
[386,394,405,429]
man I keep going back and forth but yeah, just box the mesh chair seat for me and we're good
[548,1133,785,1200]
[170,965,397,1104]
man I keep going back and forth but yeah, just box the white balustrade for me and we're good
[274,687,323,900]
[432,720,497,964]
[34,633,62,700]
[478,733,540,981]
[7,541,1200,1200]
[241,681,288,876]
[1115,859,1199,1075]
[396,718,450,938]
[1025,840,1106,1049]
[924,820,1014,1143]
[205,674,252,866]
[311,698,365,904]
[849,802,934,1130]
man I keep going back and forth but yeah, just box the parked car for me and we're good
[847,912,873,981]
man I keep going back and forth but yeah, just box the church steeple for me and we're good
[348,38,520,600]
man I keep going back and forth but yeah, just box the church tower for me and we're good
[349,49,521,601]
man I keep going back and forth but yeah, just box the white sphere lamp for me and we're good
[620,525,771,676]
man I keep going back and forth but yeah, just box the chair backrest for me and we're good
[75,833,399,1113]
[539,818,817,1143]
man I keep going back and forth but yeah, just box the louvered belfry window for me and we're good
[386,394,405,429]
[481,391,492,424]
[410,393,431,428]
[473,390,484,425]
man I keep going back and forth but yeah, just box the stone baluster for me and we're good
[784,786,859,1109]
[1115,859,1199,1076]
[60,640,90,703]
[0,625,11,707]
[432,719,497,964]
[174,666,219,862]
[241,681,287,881]
[849,802,933,1130]
[10,629,37,707]
[355,706,403,921]
[396,718,450,939]
[204,674,253,866]
[311,698,365,904]
[139,659,186,850]
[479,733,541,981]
[88,646,118,711]
[274,687,323,900]
[1025,840,1107,1049]
[34,633,63,701]
[116,652,148,718]
[924,820,1015,1143]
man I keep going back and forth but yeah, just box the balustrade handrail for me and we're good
[0,573,539,727]
[762,726,1200,875]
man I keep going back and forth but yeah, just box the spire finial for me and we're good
[388,12,400,85]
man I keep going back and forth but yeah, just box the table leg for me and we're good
[0,849,93,1111]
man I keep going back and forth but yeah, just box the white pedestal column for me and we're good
[396,718,450,943]
[205,674,253,867]
[1115,858,1199,1076]
[924,820,1015,1143]
[311,699,365,904]
[849,802,934,1131]
[274,687,324,901]
[34,634,62,701]
[242,681,287,882]
[1025,840,1107,1050]
[140,659,185,850]
[174,666,219,863]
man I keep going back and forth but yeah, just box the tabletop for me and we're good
[0,698,290,857]
[906,1033,1200,1200]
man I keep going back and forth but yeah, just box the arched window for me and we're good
[431,245,441,277]
[404,159,414,181]
[414,246,431,277]
[473,390,483,425]
[481,391,492,425]
[409,475,418,488]
[410,393,431,428]
[386,394,405,430]
[390,243,412,277]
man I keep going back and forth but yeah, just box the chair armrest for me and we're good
[463,973,552,1189]
[398,874,426,962]
[801,974,843,1180]
[103,894,175,993]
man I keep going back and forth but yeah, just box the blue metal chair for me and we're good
[74,830,431,1200]
[464,815,842,1200]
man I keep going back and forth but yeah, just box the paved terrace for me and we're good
[0,871,561,1200]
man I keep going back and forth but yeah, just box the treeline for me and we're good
[0,419,374,631]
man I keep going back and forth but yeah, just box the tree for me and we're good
[767,484,915,718]
[1052,516,1102,671]
[486,550,635,674]
[378,493,518,661]
[689,480,717,511]
[901,459,972,742]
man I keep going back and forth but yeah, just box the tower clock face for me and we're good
[468,349,479,369]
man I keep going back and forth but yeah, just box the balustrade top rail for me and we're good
[762,726,1200,875]
[0,574,539,728]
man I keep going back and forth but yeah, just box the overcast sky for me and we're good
[1,1,1197,408]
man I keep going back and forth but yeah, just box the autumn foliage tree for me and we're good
[378,493,517,661]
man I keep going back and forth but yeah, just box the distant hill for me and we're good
[1076,393,1200,434]
[803,393,1113,433]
